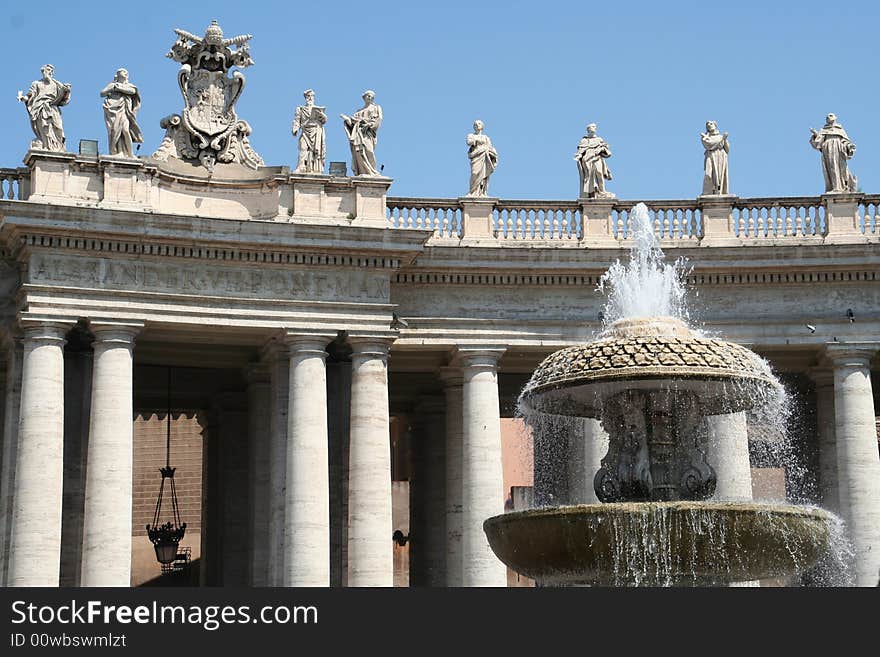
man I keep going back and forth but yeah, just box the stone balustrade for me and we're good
[0,168,28,200]
[2,152,877,246]
[388,193,878,245]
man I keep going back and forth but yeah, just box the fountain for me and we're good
[483,204,849,586]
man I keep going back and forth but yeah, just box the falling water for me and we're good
[504,202,858,586]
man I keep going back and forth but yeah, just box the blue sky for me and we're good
[2,0,877,200]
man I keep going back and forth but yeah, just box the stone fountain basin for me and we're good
[484,501,835,586]
[519,317,781,417]
[520,376,768,417]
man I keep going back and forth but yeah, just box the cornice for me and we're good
[0,199,432,269]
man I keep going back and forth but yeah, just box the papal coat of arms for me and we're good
[152,20,264,172]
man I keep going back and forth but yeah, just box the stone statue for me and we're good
[701,121,729,196]
[152,20,264,172]
[292,89,327,174]
[574,123,614,198]
[17,64,71,152]
[466,120,499,196]
[101,68,143,158]
[340,90,383,176]
[810,113,857,193]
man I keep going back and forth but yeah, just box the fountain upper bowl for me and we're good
[519,316,780,417]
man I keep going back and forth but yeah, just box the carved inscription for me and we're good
[29,254,390,302]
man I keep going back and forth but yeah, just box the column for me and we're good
[347,338,392,586]
[284,334,331,586]
[327,360,352,587]
[459,348,507,587]
[266,343,289,585]
[408,397,446,587]
[440,366,464,587]
[216,395,249,586]
[568,418,610,504]
[59,330,93,587]
[7,321,70,587]
[80,323,141,587]
[827,345,880,586]
[706,412,753,501]
[246,362,271,586]
[0,337,22,584]
[809,367,841,513]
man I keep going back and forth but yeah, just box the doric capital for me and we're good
[89,320,144,348]
[453,345,506,371]
[348,336,393,361]
[283,330,334,359]
[806,365,835,388]
[824,342,879,369]
[244,361,271,386]
[19,318,75,345]
[438,365,464,388]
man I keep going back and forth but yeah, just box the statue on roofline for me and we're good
[152,20,264,172]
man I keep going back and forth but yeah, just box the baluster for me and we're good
[561,209,570,239]
[746,208,754,237]
[3,175,12,200]
[548,210,558,239]
[512,209,521,239]
[663,210,671,238]
[784,206,793,236]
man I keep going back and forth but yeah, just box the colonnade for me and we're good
[0,320,877,586]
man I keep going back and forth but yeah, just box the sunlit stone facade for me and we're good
[0,152,878,587]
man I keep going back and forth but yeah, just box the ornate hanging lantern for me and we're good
[146,367,187,566]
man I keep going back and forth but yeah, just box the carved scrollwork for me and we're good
[152,21,263,172]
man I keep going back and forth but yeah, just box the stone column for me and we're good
[440,366,464,587]
[59,332,93,588]
[266,343,289,586]
[246,363,271,586]
[347,338,393,586]
[706,412,753,501]
[80,323,141,587]
[284,334,331,587]
[7,321,71,587]
[327,360,352,587]
[827,345,880,586]
[459,348,507,587]
[568,418,610,504]
[808,367,840,513]
[0,337,22,584]
[408,397,446,587]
